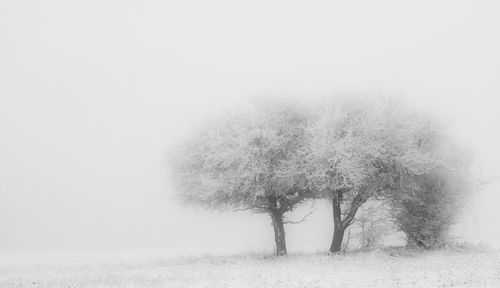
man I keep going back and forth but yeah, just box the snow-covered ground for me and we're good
[1,248,499,288]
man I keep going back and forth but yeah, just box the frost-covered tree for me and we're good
[389,123,473,248]
[168,95,471,255]
[304,97,451,253]
[168,99,315,256]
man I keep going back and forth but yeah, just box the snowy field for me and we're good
[0,248,499,288]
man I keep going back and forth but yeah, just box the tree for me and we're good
[167,98,315,256]
[393,174,453,248]
[303,97,449,253]
[389,123,473,248]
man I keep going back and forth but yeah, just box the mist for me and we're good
[1,0,499,261]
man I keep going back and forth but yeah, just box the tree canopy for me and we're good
[168,98,315,213]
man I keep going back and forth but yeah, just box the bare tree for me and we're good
[353,200,394,250]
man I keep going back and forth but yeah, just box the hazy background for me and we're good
[1,0,499,259]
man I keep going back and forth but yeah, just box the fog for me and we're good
[1,0,499,259]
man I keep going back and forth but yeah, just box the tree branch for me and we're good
[283,209,315,224]
[234,206,268,213]
[341,189,370,228]
[278,187,314,214]
[234,207,254,212]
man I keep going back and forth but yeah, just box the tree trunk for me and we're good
[329,188,369,253]
[329,194,345,253]
[271,210,287,256]
[330,226,345,253]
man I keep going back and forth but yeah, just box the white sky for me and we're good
[0,0,499,254]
